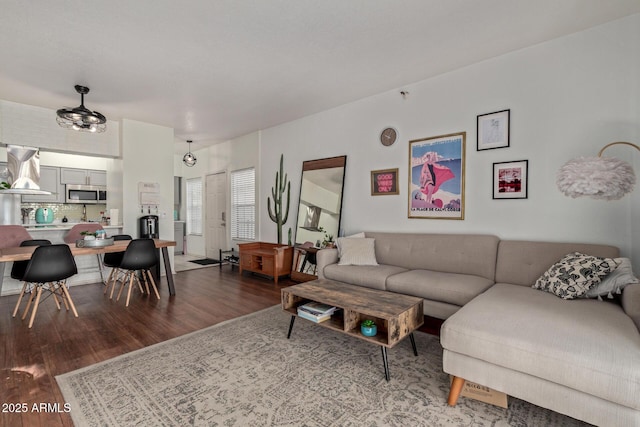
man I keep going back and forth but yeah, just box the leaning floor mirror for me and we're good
[291,155,347,282]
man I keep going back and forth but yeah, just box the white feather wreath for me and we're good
[556,156,636,200]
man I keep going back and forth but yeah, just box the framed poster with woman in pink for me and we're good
[409,132,466,219]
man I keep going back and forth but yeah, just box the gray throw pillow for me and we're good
[532,252,615,300]
[584,257,638,299]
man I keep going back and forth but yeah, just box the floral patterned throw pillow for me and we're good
[532,252,616,300]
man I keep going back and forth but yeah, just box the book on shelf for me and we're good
[297,308,331,323]
[299,302,337,316]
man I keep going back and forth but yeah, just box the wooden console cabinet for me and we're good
[238,242,293,284]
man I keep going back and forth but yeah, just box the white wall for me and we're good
[121,119,175,258]
[175,131,260,256]
[259,15,640,268]
[0,100,120,157]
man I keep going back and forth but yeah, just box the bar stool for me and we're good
[103,234,132,298]
[116,238,161,307]
[11,239,52,318]
[18,244,78,328]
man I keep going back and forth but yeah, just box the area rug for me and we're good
[189,258,220,265]
[56,306,589,426]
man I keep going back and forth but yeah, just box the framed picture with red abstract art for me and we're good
[408,132,465,219]
[493,160,528,199]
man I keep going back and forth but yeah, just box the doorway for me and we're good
[206,172,227,260]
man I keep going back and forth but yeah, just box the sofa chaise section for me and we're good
[442,240,640,427]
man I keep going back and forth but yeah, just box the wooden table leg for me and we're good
[161,246,175,295]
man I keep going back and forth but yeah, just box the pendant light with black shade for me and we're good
[56,85,106,133]
[183,140,197,167]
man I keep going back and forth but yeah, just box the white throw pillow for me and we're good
[336,232,365,257]
[584,257,639,299]
[337,237,378,266]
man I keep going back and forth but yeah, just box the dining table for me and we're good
[0,239,177,296]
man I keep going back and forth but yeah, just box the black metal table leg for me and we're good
[287,315,296,339]
[381,346,390,381]
[409,333,418,356]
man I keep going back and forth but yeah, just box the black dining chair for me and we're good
[103,234,133,297]
[11,239,52,318]
[17,244,78,328]
[115,238,160,307]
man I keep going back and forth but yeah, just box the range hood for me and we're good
[1,145,51,195]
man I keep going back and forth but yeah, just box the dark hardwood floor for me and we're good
[0,267,441,427]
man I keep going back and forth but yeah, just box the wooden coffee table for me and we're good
[281,279,424,381]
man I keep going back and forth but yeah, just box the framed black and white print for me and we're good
[493,160,528,199]
[477,109,510,151]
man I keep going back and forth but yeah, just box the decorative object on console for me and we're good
[371,168,399,195]
[380,127,398,146]
[56,85,106,133]
[409,132,465,220]
[492,160,528,199]
[267,154,290,245]
[477,109,510,151]
[182,140,197,167]
[556,141,639,200]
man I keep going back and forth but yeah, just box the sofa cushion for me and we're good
[337,237,378,266]
[386,269,494,306]
[323,264,407,290]
[532,252,615,299]
[441,283,640,410]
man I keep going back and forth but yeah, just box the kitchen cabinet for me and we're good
[22,166,64,203]
[61,168,107,186]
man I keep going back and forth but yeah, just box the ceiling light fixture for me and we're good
[183,140,197,167]
[556,141,640,200]
[56,85,106,133]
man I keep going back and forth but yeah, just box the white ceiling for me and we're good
[1,1,639,154]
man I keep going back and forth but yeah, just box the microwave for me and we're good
[66,184,107,204]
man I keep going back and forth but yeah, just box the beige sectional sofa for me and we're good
[316,232,640,427]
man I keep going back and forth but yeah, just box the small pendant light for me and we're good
[183,140,197,167]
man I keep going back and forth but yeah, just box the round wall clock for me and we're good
[380,127,398,146]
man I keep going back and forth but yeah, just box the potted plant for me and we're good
[360,319,377,337]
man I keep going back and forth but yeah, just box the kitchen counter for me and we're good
[22,223,122,231]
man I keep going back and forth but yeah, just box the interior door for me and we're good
[206,172,227,260]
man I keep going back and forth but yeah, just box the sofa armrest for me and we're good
[316,248,339,279]
[622,283,640,332]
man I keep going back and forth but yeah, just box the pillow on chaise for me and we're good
[337,237,378,266]
[584,257,638,300]
[532,252,616,300]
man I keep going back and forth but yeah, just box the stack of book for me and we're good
[297,302,337,323]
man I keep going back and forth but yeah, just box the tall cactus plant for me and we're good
[267,154,290,244]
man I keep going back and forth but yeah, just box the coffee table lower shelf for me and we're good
[282,280,424,381]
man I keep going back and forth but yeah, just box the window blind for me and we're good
[186,177,203,235]
[231,167,255,240]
